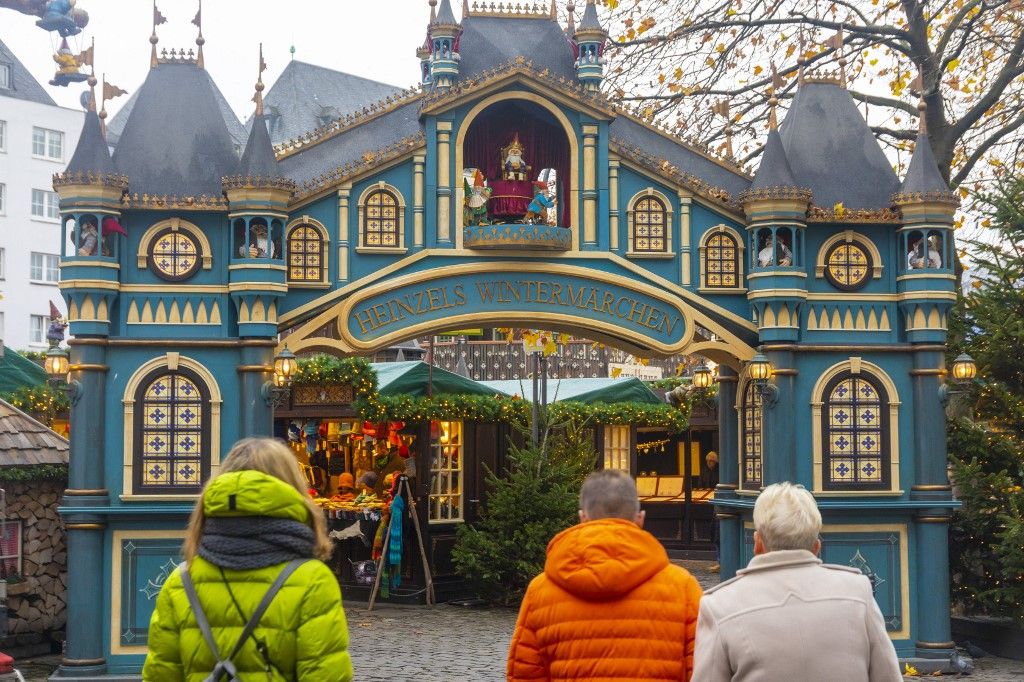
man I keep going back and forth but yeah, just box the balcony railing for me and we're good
[428,340,688,381]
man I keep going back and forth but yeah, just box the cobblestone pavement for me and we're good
[15,561,1024,680]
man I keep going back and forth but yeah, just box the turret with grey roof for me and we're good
[780,80,900,210]
[66,109,114,177]
[111,61,239,198]
[898,100,955,201]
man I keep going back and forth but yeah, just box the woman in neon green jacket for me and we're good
[143,438,353,681]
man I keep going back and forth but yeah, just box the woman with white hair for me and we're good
[692,482,902,681]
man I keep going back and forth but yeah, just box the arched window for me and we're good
[631,195,668,253]
[287,223,326,283]
[705,232,739,288]
[822,371,890,490]
[740,381,763,490]
[149,227,202,281]
[133,367,211,495]
[824,240,872,291]
[362,189,400,248]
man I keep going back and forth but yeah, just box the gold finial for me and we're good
[99,76,127,139]
[85,37,97,112]
[463,0,470,18]
[827,27,846,87]
[193,0,205,69]
[768,61,783,130]
[911,72,927,135]
[430,0,437,22]
[797,29,806,86]
[567,0,576,33]
[150,1,167,69]
[550,0,556,19]
[254,43,267,117]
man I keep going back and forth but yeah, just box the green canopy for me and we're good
[371,361,499,398]
[479,377,663,405]
[0,348,48,394]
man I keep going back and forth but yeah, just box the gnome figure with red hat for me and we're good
[45,301,67,346]
[524,181,554,225]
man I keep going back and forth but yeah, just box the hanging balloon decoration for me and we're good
[35,0,92,88]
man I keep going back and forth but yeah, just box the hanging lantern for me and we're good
[950,353,977,383]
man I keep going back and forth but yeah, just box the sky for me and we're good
[2,0,429,119]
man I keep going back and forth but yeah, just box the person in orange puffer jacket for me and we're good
[507,469,703,681]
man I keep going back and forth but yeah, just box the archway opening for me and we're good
[462,99,571,227]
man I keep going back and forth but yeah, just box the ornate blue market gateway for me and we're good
[51,0,960,677]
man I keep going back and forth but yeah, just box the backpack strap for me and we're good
[180,559,309,682]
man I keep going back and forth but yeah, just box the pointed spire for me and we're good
[429,0,437,23]
[899,88,951,197]
[194,0,205,69]
[239,51,279,180]
[827,27,847,87]
[550,0,557,19]
[150,1,167,69]
[86,37,97,113]
[566,1,576,34]
[797,29,806,86]
[463,0,470,19]
[433,0,459,26]
[750,127,798,192]
[67,109,115,176]
[253,43,267,117]
[578,0,603,32]
[768,61,784,130]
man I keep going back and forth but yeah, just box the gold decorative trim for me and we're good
[772,368,798,376]
[64,488,109,496]
[714,512,740,519]
[53,170,128,189]
[762,344,946,352]
[739,185,813,204]
[915,516,950,523]
[109,339,275,347]
[911,484,951,491]
[910,369,946,376]
[466,1,552,18]
[236,365,272,373]
[61,658,106,667]
[69,363,108,372]
[221,174,295,192]
[122,192,229,212]
[291,137,426,204]
[807,205,900,224]
[715,483,739,489]
[893,190,959,206]
[65,523,106,530]
[915,641,956,649]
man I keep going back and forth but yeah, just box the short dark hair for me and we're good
[579,469,640,521]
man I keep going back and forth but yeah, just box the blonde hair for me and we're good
[183,438,333,562]
[752,482,821,552]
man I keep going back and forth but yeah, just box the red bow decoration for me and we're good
[398,444,410,458]
[102,216,127,236]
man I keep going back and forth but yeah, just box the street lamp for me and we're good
[691,359,715,390]
[262,346,297,407]
[748,352,778,406]
[940,352,978,404]
[44,345,81,404]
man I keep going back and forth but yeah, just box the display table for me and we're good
[488,179,534,218]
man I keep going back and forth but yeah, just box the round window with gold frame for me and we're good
[149,228,202,281]
[824,241,872,291]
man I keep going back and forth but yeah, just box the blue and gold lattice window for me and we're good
[705,233,739,287]
[741,382,763,490]
[363,190,399,248]
[823,373,889,490]
[135,369,210,494]
[824,241,871,291]
[633,197,667,253]
[148,229,201,281]
[287,225,325,283]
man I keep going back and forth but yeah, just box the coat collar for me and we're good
[738,549,821,575]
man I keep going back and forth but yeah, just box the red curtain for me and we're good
[463,103,571,226]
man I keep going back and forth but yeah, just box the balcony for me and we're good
[463,223,571,251]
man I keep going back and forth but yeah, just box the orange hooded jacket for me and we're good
[507,518,703,681]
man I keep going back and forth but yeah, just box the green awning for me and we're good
[479,377,663,405]
[371,361,499,398]
[0,349,47,394]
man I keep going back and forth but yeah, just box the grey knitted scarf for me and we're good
[198,516,315,570]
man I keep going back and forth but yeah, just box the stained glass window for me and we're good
[149,229,200,281]
[287,225,324,282]
[825,241,871,290]
[363,190,399,248]
[633,197,667,252]
[135,369,209,494]
[823,372,889,489]
[705,232,739,287]
[741,382,763,490]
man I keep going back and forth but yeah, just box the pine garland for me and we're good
[292,356,378,402]
[0,464,68,483]
[0,385,70,420]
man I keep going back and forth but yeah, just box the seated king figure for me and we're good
[501,134,532,181]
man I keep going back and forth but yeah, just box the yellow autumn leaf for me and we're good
[611,367,623,378]
[658,73,666,83]
[904,662,919,676]
[946,58,959,73]
[753,65,763,75]
[674,67,683,80]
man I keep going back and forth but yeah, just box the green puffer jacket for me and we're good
[142,470,353,682]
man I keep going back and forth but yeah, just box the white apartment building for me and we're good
[0,38,83,351]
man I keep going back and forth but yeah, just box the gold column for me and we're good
[679,194,692,285]
[413,155,425,248]
[337,184,351,282]
[609,159,620,251]
[437,121,452,243]
[582,125,598,246]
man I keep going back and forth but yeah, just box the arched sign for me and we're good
[336,262,694,355]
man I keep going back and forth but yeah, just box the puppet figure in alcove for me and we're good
[463,169,492,226]
[525,181,555,225]
[501,133,531,181]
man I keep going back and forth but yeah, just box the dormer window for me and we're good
[0,64,11,90]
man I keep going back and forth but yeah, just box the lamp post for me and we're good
[939,352,977,404]
[748,352,778,406]
[262,345,297,408]
[44,344,81,404]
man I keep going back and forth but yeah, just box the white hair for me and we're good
[753,482,822,551]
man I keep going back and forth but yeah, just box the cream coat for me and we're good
[692,549,902,682]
